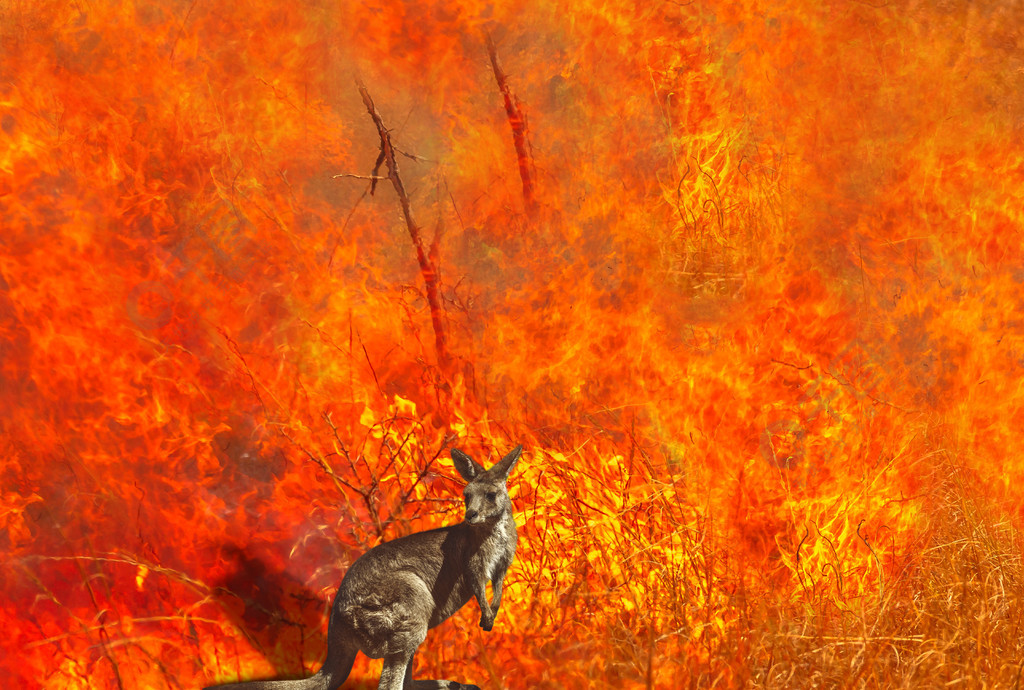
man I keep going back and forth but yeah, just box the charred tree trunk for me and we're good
[486,36,537,220]
[356,80,450,374]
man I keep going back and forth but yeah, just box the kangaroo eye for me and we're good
[486,492,497,501]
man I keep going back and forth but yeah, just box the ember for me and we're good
[3,1,1024,688]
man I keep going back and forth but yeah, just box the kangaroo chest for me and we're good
[477,516,515,581]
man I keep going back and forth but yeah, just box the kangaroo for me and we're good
[206,444,523,690]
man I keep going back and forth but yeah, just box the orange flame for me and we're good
[3,0,1024,687]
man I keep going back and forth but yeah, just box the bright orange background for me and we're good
[2,1,1023,687]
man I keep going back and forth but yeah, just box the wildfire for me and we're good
[3,0,1024,688]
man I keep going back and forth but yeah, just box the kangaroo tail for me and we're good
[204,632,357,690]
[203,665,336,690]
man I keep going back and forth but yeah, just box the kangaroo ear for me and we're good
[451,448,485,482]
[492,444,523,481]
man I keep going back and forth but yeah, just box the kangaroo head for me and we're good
[451,445,522,525]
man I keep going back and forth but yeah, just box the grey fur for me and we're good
[205,445,523,690]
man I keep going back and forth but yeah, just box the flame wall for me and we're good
[3,1,1024,688]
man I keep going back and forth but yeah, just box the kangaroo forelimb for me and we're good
[473,579,495,631]
[490,575,505,615]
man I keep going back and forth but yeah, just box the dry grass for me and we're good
[526,449,1024,690]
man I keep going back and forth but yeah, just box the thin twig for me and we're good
[332,173,387,181]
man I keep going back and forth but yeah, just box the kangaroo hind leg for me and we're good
[377,650,415,690]
[402,654,480,690]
